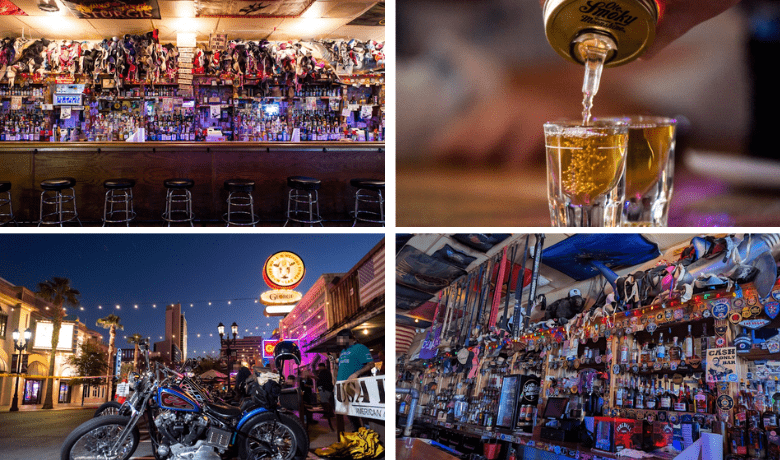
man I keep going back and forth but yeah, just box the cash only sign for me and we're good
[334,376,386,421]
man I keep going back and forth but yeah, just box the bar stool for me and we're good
[162,178,195,227]
[223,179,258,226]
[102,178,136,227]
[38,177,81,226]
[350,178,385,226]
[284,176,323,227]
[0,181,16,226]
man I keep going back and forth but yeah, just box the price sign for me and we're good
[11,96,22,110]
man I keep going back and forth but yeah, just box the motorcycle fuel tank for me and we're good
[158,386,201,412]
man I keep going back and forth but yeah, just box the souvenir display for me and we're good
[397,233,780,460]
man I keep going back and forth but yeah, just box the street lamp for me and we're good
[10,328,33,412]
[217,322,238,390]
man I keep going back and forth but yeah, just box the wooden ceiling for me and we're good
[0,0,384,41]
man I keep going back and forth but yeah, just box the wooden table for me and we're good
[397,162,780,227]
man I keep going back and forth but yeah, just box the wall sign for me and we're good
[334,376,385,421]
[63,0,160,19]
[706,347,737,382]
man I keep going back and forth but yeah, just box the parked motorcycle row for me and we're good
[61,339,309,460]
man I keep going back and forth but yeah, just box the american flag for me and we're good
[358,247,384,304]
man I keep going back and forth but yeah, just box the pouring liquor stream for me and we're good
[575,33,616,126]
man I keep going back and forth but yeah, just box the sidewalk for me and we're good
[0,403,101,412]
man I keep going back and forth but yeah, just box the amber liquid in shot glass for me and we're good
[544,120,628,227]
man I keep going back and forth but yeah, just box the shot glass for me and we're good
[598,116,677,227]
[544,119,628,227]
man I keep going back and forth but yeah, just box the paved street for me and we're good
[0,407,341,459]
[0,407,154,460]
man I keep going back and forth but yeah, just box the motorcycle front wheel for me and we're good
[60,415,140,460]
[239,412,309,460]
[94,401,125,417]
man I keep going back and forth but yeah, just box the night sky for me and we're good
[0,233,383,357]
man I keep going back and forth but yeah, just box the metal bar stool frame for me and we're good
[224,191,259,227]
[222,179,259,227]
[103,180,137,227]
[0,182,16,226]
[284,189,323,227]
[162,180,195,227]
[38,179,81,227]
[352,187,385,226]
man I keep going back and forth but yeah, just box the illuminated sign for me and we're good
[260,290,302,306]
[34,322,75,350]
[262,340,280,358]
[53,94,83,106]
[263,251,305,290]
[264,304,298,316]
[262,339,299,359]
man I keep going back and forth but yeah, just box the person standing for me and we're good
[336,329,375,431]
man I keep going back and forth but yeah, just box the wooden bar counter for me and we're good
[0,142,384,225]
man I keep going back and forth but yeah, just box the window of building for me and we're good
[0,311,7,339]
[59,381,72,403]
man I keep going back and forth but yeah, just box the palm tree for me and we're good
[127,333,144,371]
[36,277,80,410]
[96,314,124,400]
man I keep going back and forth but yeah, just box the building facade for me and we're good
[280,239,385,376]
[0,276,109,409]
[154,303,188,365]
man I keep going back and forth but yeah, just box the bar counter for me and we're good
[408,415,675,460]
[0,142,384,225]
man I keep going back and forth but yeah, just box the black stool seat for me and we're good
[41,177,76,191]
[0,182,10,193]
[224,179,255,193]
[287,176,321,191]
[104,178,136,189]
[164,178,194,189]
[350,178,384,191]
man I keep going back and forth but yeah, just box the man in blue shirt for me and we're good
[336,329,375,431]
[336,329,375,381]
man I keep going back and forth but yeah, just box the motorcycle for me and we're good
[94,358,223,418]
[61,340,309,460]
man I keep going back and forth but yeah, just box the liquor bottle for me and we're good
[764,394,778,430]
[635,379,644,409]
[630,339,639,365]
[640,341,651,369]
[748,384,762,430]
[646,380,658,410]
[542,0,659,66]
[684,325,694,360]
[731,424,749,456]
[620,335,629,365]
[674,384,687,412]
[669,336,682,362]
[749,423,767,458]
[694,385,708,414]
[656,332,666,362]
[616,378,624,408]
[624,378,634,409]
[737,380,750,427]
[659,377,672,411]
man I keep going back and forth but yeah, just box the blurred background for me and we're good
[396,0,780,226]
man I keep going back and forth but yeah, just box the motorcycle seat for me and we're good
[206,401,243,418]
